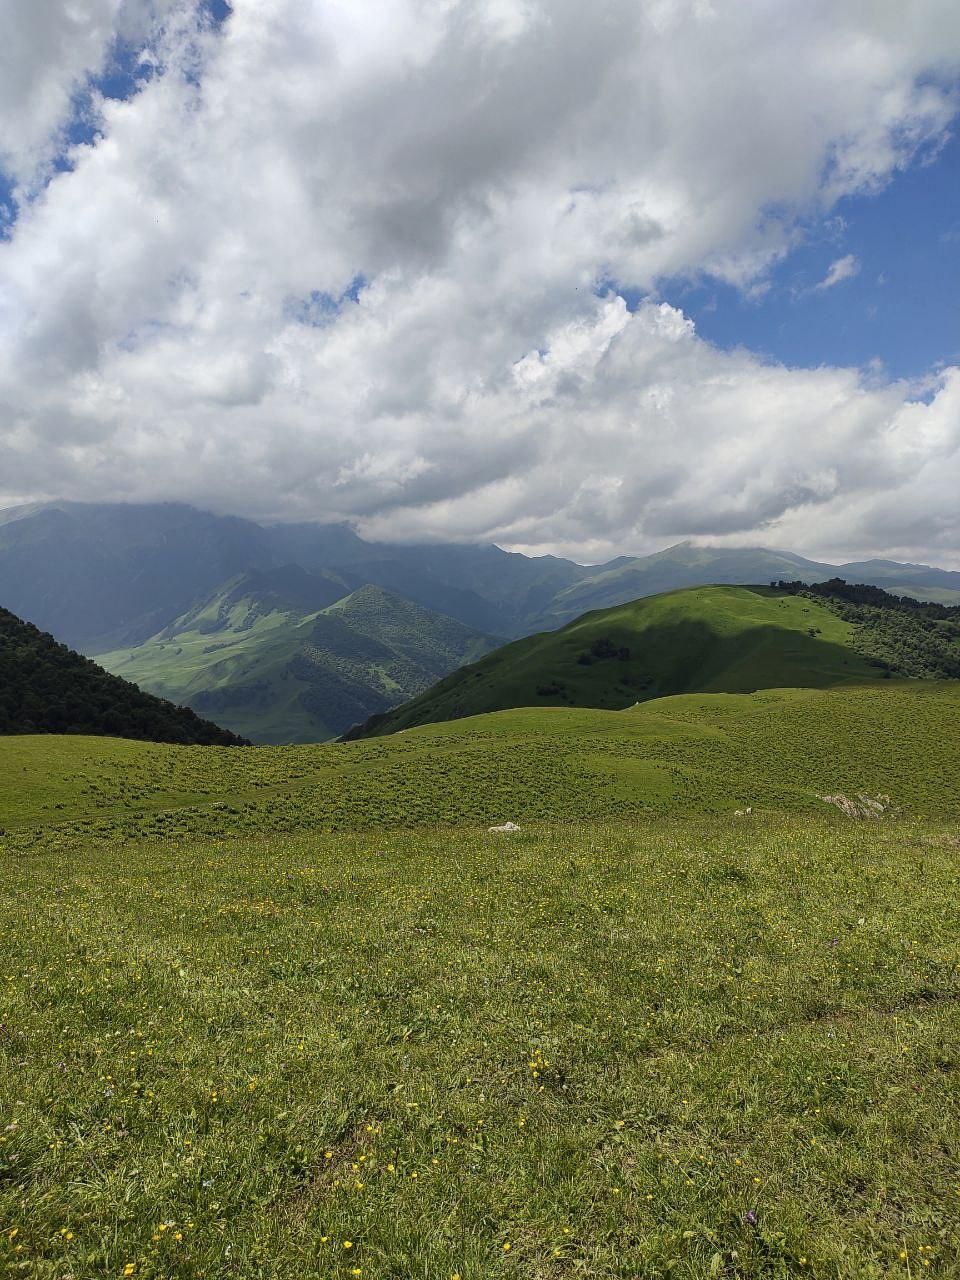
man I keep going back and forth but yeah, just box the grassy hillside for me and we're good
[2,688,960,1276]
[3,682,959,842]
[0,606,246,746]
[97,571,500,744]
[351,586,885,737]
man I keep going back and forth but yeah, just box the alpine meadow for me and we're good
[3,2,960,1279]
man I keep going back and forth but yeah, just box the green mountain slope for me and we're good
[0,606,246,745]
[96,570,500,744]
[350,585,888,737]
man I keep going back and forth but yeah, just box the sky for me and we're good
[0,1,959,567]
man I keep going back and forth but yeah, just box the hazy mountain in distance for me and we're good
[1,501,958,659]
[535,542,960,628]
[0,502,275,652]
[0,503,554,648]
[96,568,501,743]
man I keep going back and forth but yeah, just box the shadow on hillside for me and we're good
[591,617,880,704]
[347,614,884,738]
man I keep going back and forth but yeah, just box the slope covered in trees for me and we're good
[777,579,960,679]
[0,606,247,745]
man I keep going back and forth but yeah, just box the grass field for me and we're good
[2,683,960,1277]
[2,815,960,1278]
[3,683,959,846]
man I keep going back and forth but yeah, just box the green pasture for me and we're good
[3,684,959,847]
[359,587,882,736]
[2,681,960,1276]
[2,814,959,1278]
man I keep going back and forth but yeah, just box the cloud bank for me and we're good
[0,0,959,563]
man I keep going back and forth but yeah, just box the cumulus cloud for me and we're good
[814,254,861,291]
[0,0,959,564]
[0,0,185,185]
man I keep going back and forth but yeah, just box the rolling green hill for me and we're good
[349,585,887,737]
[96,569,500,743]
[3,681,959,838]
[0,606,246,746]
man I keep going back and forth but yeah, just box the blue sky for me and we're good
[653,130,960,382]
[0,0,233,238]
[3,2,956,385]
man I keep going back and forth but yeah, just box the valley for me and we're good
[3,501,960,743]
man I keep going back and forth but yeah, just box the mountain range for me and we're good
[2,499,960,742]
[96,571,498,744]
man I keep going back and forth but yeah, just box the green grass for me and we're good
[2,815,960,1278]
[3,683,960,1277]
[356,586,881,737]
[3,683,960,845]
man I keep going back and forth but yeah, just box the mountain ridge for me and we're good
[3,500,959,657]
[96,568,501,743]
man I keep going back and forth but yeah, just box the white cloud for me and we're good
[814,253,861,291]
[0,0,959,564]
[0,0,184,186]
